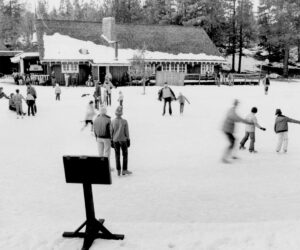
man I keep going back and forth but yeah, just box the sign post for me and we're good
[62,156,124,250]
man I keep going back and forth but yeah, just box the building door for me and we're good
[99,67,106,83]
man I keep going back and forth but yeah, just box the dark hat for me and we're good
[251,107,258,113]
[275,109,282,115]
[115,106,123,116]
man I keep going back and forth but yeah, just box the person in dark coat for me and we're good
[263,74,270,95]
[93,81,102,109]
[26,83,37,113]
[111,106,132,176]
[158,82,176,116]
[274,109,300,153]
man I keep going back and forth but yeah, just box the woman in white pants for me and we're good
[274,109,300,153]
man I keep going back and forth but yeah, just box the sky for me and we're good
[24,0,260,13]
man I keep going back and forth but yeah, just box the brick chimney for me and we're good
[102,17,118,61]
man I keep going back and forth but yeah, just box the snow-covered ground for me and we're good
[1,81,300,250]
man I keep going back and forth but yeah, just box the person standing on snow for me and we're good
[103,79,114,106]
[111,106,132,176]
[117,91,124,106]
[93,81,102,109]
[94,105,112,164]
[239,107,266,153]
[13,89,26,119]
[26,83,37,113]
[177,92,190,114]
[158,82,176,116]
[262,74,270,95]
[55,83,61,101]
[274,109,300,153]
[222,99,253,163]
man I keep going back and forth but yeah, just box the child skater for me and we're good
[13,89,26,119]
[81,100,96,131]
[55,83,61,101]
[177,92,190,114]
[117,91,124,106]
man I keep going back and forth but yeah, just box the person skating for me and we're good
[81,101,96,131]
[177,92,190,114]
[103,79,114,106]
[239,107,266,153]
[0,87,9,99]
[274,109,300,153]
[222,99,253,163]
[94,105,112,166]
[93,81,102,109]
[158,82,176,116]
[13,89,26,119]
[117,91,124,106]
[26,92,35,116]
[9,93,16,111]
[262,74,270,95]
[111,106,132,176]
[26,83,37,113]
[55,84,61,101]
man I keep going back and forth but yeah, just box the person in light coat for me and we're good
[239,107,266,153]
[222,99,253,163]
[81,101,96,131]
[274,109,300,153]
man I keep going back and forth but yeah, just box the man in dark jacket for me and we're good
[93,81,102,110]
[94,105,112,158]
[158,82,176,116]
[26,83,37,113]
[111,106,132,176]
[274,109,300,153]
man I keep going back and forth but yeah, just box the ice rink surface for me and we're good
[1,80,300,249]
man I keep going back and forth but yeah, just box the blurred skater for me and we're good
[81,101,96,131]
[93,81,102,109]
[26,83,37,113]
[0,87,9,99]
[26,92,35,116]
[274,109,300,153]
[177,92,190,114]
[239,107,266,153]
[222,99,253,163]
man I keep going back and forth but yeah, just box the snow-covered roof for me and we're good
[42,33,225,65]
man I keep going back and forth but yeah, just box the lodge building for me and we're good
[10,18,225,86]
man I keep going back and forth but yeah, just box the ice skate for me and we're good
[122,170,132,175]
[239,145,246,150]
[117,170,121,176]
[249,150,257,153]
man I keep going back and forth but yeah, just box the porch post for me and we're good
[20,58,25,74]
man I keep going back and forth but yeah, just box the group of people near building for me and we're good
[1,83,37,118]
[222,99,300,163]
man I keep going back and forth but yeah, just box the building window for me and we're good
[162,63,168,71]
[178,63,186,73]
[61,62,79,73]
[170,63,176,72]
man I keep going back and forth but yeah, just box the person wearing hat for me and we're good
[94,105,112,159]
[111,106,132,176]
[274,109,300,153]
[222,99,253,163]
[158,82,176,116]
[239,107,266,153]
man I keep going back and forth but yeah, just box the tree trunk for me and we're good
[238,0,243,73]
[298,39,300,62]
[231,0,236,72]
[283,43,289,78]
